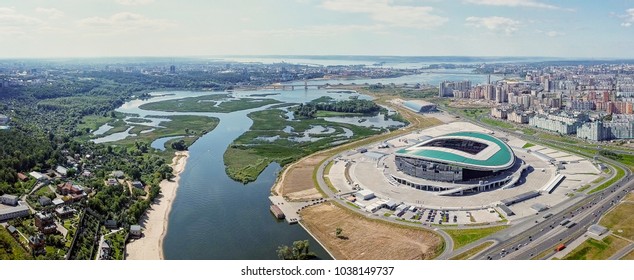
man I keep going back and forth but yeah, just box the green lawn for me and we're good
[104,230,128,260]
[450,241,494,260]
[589,166,625,194]
[481,117,515,129]
[522,143,535,149]
[0,227,31,260]
[600,199,634,240]
[314,111,365,117]
[563,236,629,260]
[139,94,281,113]
[444,225,508,249]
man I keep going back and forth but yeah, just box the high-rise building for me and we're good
[169,65,176,73]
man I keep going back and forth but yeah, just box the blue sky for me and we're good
[1,0,633,58]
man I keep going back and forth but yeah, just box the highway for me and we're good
[450,111,634,260]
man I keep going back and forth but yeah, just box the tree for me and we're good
[335,227,343,238]
[276,240,317,260]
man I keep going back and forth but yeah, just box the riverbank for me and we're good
[126,151,189,260]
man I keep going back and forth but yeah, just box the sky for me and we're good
[1,0,634,58]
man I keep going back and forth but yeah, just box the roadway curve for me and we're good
[314,154,456,259]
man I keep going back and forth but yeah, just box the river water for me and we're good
[111,70,498,259]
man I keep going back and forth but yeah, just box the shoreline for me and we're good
[125,151,189,260]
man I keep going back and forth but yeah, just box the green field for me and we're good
[126,117,153,123]
[600,198,634,240]
[562,236,629,260]
[314,111,365,117]
[450,241,494,260]
[0,227,31,260]
[522,143,535,149]
[77,114,115,133]
[139,94,281,113]
[481,117,515,129]
[621,249,634,260]
[224,108,381,183]
[444,225,508,249]
[589,166,625,194]
[104,230,128,260]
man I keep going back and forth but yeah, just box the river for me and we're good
[112,70,499,259]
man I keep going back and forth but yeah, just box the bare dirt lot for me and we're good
[301,203,443,260]
[277,154,327,198]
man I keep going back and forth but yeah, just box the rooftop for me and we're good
[396,131,515,170]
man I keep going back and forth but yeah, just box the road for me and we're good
[314,154,456,258]
[449,111,634,260]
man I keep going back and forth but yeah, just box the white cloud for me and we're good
[545,31,564,37]
[115,0,155,6]
[243,24,384,38]
[35,7,64,19]
[77,12,176,34]
[465,16,520,35]
[321,0,447,28]
[622,8,634,27]
[465,0,567,10]
[0,7,45,36]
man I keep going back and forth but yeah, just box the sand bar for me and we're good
[125,151,188,260]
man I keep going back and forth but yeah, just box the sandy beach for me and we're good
[125,151,188,260]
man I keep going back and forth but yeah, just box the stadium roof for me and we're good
[395,131,515,171]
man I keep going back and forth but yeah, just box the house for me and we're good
[111,171,125,179]
[355,190,375,201]
[55,166,68,177]
[81,170,93,177]
[0,194,19,206]
[38,196,52,207]
[34,212,57,234]
[131,181,144,189]
[17,173,28,182]
[52,198,65,206]
[130,225,142,237]
[106,178,118,186]
[104,220,118,229]
[56,182,86,201]
[28,234,46,253]
[98,240,111,260]
[6,225,17,236]
[55,206,76,219]
[29,171,50,183]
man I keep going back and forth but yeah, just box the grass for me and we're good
[77,114,114,133]
[112,115,219,160]
[588,166,625,194]
[126,117,152,123]
[346,202,361,209]
[444,225,508,250]
[481,117,515,130]
[314,111,365,117]
[104,230,128,260]
[562,236,630,260]
[384,212,392,217]
[600,198,634,240]
[139,94,281,113]
[450,241,494,260]
[0,227,31,260]
[224,108,381,183]
[522,143,536,149]
[34,185,54,197]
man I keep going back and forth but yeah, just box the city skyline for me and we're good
[1,0,634,58]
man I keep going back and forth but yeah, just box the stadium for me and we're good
[387,131,525,195]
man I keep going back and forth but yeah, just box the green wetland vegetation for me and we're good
[138,94,281,113]
[224,107,388,183]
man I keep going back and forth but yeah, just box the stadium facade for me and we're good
[395,132,516,183]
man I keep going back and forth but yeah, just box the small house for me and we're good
[38,196,52,207]
[0,194,18,206]
[131,181,144,189]
[130,225,142,237]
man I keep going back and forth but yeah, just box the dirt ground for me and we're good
[272,153,327,201]
[301,203,443,260]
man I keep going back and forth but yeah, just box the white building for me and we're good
[355,190,375,201]
[0,194,19,206]
[0,205,30,221]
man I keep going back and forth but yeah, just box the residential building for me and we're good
[0,194,19,206]
[130,225,142,237]
[0,205,30,221]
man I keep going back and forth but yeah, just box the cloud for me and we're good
[465,16,520,35]
[545,31,565,37]
[243,24,384,37]
[622,8,634,27]
[77,12,176,34]
[115,0,155,5]
[321,0,447,28]
[0,7,45,36]
[465,0,568,10]
[35,7,64,19]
